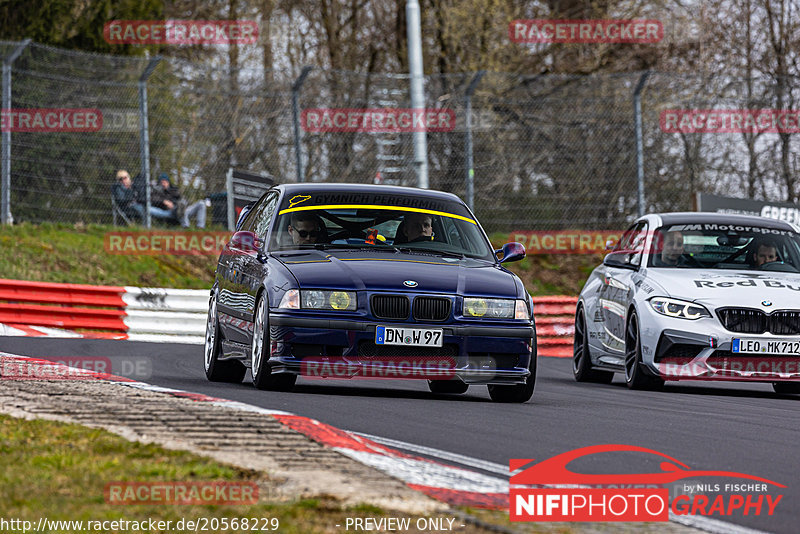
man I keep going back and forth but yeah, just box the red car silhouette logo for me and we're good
[510,444,784,487]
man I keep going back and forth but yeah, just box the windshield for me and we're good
[647,223,800,272]
[269,195,493,260]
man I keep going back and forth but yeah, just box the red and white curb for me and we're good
[0,322,198,343]
[0,351,506,509]
[0,351,769,533]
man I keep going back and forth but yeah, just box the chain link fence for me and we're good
[3,40,800,232]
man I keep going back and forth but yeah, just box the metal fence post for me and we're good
[634,71,652,218]
[406,0,428,189]
[226,167,235,231]
[464,70,485,211]
[1,39,31,225]
[138,57,162,228]
[291,66,313,183]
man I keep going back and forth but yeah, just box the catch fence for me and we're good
[3,40,800,232]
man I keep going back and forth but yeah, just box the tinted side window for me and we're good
[613,221,647,266]
[240,195,267,232]
[628,222,648,266]
[614,223,640,252]
[253,193,279,237]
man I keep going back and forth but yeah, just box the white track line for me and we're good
[355,431,510,476]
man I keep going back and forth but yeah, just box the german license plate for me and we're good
[375,326,443,347]
[732,338,800,356]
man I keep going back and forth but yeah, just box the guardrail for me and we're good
[532,296,575,358]
[0,279,576,356]
[0,279,208,343]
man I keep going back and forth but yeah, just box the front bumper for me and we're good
[648,327,800,382]
[267,313,535,385]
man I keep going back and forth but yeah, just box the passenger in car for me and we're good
[396,212,434,243]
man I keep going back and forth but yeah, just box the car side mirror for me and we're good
[603,251,637,269]
[496,242,526,263]
[229,230,259,252]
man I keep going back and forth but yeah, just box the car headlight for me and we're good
[464,297,527,319]
[300,290,356,311]
[649,297,710,320]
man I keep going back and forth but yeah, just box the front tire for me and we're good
[772,382,800,394]
[251,293,296,391]
[204,294,246,383]
[488,334,537,403]
[624,310,664,391]
[573,306,614,384]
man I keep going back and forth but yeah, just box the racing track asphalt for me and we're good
[1,336,798,534]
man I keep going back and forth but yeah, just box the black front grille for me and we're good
[718,308,768,333]
[771,311,800,335]
[413,297,451,322]
[371,295,409,320]
[718,308,800,335]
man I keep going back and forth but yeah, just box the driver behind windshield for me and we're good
[752,239,779,267]
[288,212,322,245]
[652,230,687,267]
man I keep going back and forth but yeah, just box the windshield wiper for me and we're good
[308,243,403,252]
[394,247,464,259]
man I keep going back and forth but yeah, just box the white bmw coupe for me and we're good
[574,212,800,393]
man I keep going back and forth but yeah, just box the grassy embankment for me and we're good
[0,223,217,289]
[0,223,600,295]
[0,414,575,533]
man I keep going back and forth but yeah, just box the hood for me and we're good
[646,269,800,310]
[274,249,520,297]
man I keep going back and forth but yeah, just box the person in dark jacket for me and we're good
[148,173,180,223]
[112,170,144,221]
[153,173,206,228]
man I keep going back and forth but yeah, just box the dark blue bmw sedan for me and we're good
[203,183,537,402]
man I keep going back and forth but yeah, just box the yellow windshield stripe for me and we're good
[278,204,477,224]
